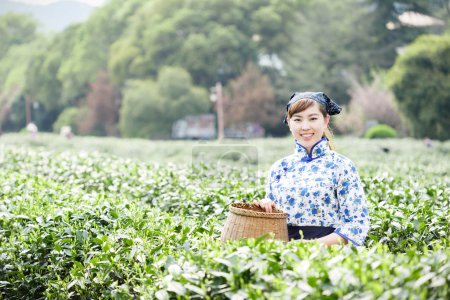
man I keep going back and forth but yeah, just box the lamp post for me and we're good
[210,81,224,141]
[215,81,224,141]
[210,68,226,142]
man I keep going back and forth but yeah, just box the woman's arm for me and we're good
[333,158,370,246]
[315,233,348,246]
[257,164,279,213]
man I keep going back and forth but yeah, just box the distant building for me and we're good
[398,11,445,27]
[172,114,216,140]
[224,122,265,139]
[172,115,266,140]
[386,11,445,30]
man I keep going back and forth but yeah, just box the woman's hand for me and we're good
[316,233,348,246]
[253,199,276,213]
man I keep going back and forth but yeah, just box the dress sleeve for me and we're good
[265,165,279,206]
[334,159,370,246]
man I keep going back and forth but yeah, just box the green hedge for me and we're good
[365,124,397,139]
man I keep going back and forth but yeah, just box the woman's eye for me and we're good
[311,118,317,121]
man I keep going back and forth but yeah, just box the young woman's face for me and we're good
[287,103,330,153]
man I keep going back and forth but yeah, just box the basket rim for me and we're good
[229,203,288,219]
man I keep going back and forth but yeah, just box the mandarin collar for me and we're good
[294,137,330,162]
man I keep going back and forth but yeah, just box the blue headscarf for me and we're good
[283,92,342,124]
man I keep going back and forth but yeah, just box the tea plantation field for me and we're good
[0,134,449,299]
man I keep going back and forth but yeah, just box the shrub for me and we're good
[365,124,397,139]
[388,34,450,140]
[52,107,81,133]
[119,67,209,139]
[335,73,404,136]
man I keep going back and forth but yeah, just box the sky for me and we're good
[11,0,106,6]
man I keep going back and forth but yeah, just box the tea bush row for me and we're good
[2,147,447,252]
[0,146,449,299]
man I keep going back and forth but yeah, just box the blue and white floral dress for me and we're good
[266,137,370,246]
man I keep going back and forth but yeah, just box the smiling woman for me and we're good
[287,99,331,152]
[255,92,370,247]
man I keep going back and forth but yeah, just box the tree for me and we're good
[223,63,278,129]
[52,107,81,134]
[25,26,78,115]
[0,85,20,133]
[119,80,160,138]
[57,0,144,102]
[0,14,41,131]
[24,0,145,131]
[108,0,302,87]
[119,67,210,139]
[282,0,378,104]
[7,0,300,135]
[388,34,450,140]
[281,0,448,104]
[0,13,37,58]
[364,0,448,69]
[77,71,120,136]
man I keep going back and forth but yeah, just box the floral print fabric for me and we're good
[265,137,370,246]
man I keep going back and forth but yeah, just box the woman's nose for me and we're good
[300,121,311,130]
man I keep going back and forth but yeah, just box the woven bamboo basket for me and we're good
[220,202,288,242]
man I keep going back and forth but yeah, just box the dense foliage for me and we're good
[389,34,450,140]
[119,67,210,139]
[1,0,448,137]
[0,136,449,298]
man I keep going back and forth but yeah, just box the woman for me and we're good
[255,92,370,246]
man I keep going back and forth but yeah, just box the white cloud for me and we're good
[11,0,107,7]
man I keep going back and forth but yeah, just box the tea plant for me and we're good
[0,139,449,299]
